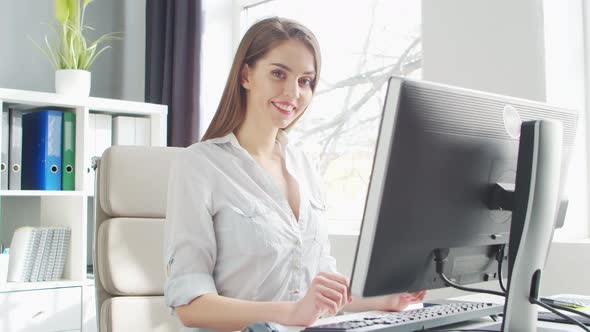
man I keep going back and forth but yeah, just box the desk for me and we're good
[285,294,582,332]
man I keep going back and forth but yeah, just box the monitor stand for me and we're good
[489,120,568,332]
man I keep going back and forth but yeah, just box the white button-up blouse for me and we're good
[164,131,337,330]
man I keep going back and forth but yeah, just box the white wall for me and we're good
[0,0,145,101]
[117,0,147,101]
[0,1,55,93]
[542,240,590,295]
[422,0,547,101]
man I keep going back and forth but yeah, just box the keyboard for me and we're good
[302,300,504,332]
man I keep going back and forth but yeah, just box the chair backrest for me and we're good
[94,145,184,332]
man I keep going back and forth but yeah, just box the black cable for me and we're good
[434,249,506,297]
[435,248,589,330]
[530,297,590,332]
[493,246,590,325]
[439,272,506,297]
[496,245,507,293]
[543,302,590,321]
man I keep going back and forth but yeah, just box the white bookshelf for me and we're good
[0,279,85,292]
[0,190,85,197]
[0,88,167,332]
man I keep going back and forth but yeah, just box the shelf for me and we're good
[0,190,85,197]
[0,88,167,115]
[0,280,84,293]
[0,89,168,330]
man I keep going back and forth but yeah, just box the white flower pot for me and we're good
[55,69,91,97]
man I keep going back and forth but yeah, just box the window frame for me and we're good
[581,0,590,239]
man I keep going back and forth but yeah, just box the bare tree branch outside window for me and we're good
[244,0,422,231]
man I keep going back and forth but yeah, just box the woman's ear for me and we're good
[240,64,251,89]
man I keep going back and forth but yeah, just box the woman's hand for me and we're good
[378,290,427,312]
[288,272,352,326]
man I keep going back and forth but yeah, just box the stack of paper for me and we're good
[7,226,71,282]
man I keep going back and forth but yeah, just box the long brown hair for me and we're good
[201,17,321,141]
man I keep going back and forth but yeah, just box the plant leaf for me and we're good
[69,29,78,68]
[58,53,72,69]
[67,0,79,26]
[79,43,96,69]
[44,35,60,69]
[86,45,111,69]
[54,0,69,24]
[33,0,121,70]
[29,35,58,69]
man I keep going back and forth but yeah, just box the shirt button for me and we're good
[291,289,300,295]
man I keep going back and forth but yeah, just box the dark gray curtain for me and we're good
[145,0,201,147]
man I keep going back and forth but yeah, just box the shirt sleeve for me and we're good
[305,153,339,275]
[316,195,337,274]
[164,153,218,309]
[318,237,338,274]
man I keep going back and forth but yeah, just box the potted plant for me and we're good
[32,0,120,97]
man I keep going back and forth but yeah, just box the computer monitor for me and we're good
[350,76,578,330]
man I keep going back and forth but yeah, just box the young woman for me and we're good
[164,17,425,332]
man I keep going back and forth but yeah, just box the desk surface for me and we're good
[285,294,582,332]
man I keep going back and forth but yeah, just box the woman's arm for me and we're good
[176,272,352,331]
[342,296,385,313]
[176,294,295,331]
[342,291,427,313]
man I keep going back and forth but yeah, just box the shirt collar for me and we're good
[276,130,290,146]
[208,130,290,149]
[206,131,241,148]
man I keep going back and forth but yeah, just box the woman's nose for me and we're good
[283,79,299,98]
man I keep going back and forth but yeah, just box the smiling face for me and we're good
[240,39,316,131]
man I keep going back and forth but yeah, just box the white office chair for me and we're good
[94,145,184,332]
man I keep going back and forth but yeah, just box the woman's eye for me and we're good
[300,78,313,87]
[272,70,285,79]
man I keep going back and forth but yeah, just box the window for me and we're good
[239,0,422,233]
[543,0,587,240]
